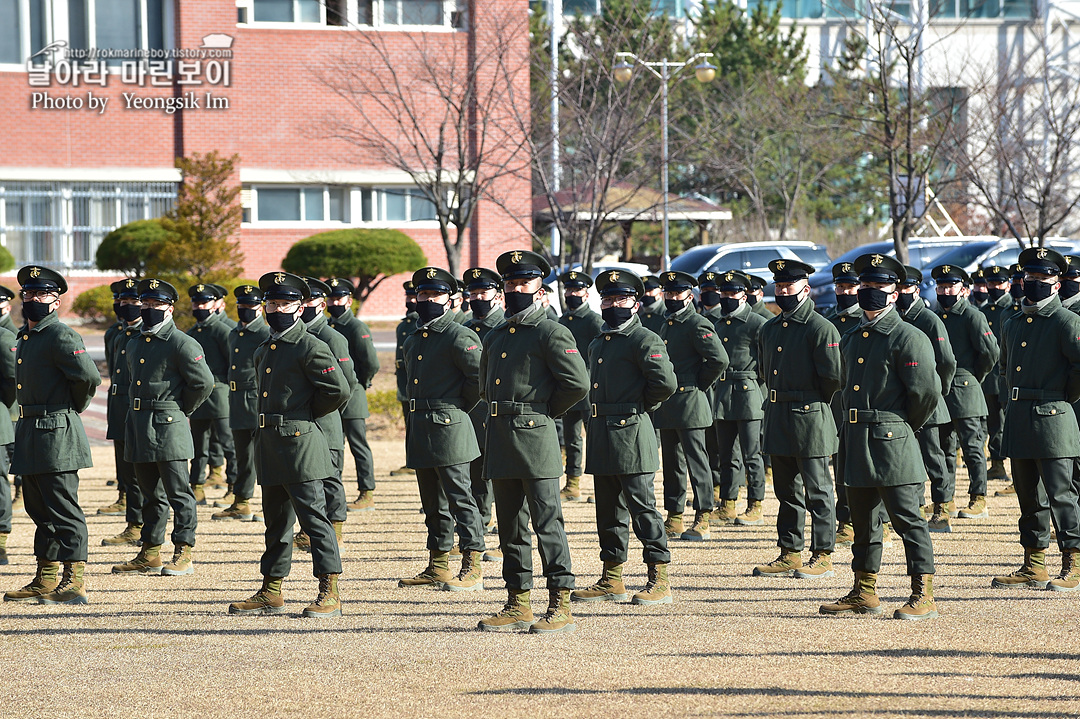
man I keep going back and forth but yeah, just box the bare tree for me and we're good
[314,3,532,277]
[961,24,1080,247]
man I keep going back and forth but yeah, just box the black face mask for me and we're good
[836,294,859,310]
[266,310,297,333]
[117,304,141,323]
[601,306,633,327]
[857,287,891,312]
[701,290,721,308]
[664,298,687,314]
[564,295,585,310]
[470,298,492,318]
[746,294,760,306]
[937,294,959,310]
[1023,279,1054,303]
[22,301,52,323]
[504,291,534,315]
[718,297,741,314]
[775,294,802,313]
[237,307,259,324]
[327,304,349,319]
[416,299,447,324]
[1060,279,1080,300]
[987,287,1007,301]
[406,299,417,314]
[972,289,988,304]
[141,306,167,328]
[1009,284,1025,300]
[300,305,320,323]
[461,300,470,313]
[113,301,121,318]
[896,292,916,312]
[192,308,212,322]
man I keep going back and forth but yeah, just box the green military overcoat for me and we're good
[707,302,767,421]
[187,311,231,420]
[228,315,270,431]
[652,303,728,430]
[306,313,358,452]
[465,309,505,450]
[329,311,379,420]
[395,312,418,402]
[639,298,666,335]
[902,299,956,426]
[559,302,604,414]
[938,296,998,418]
[106,322,141,440]
[979,292,1013,398]
[0,326,16,446]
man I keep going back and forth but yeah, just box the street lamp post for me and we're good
[614,51,716,272]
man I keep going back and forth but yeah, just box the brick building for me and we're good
[0,0,532,318]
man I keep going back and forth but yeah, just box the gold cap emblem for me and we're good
[274,273,285,285]
[510,251,523,264]
[706,272,714,281]
[29,267,40,278]
[725,271,734,282]
[666,272,676,281]
[197,284,205,292]
[871,254,884,266]
[426,268,437,279]
[125,279,135,288]
[841,263,851,273]
[775,260,786,271]
[569,272,577,280]
[611,272,620,282]
[472,269,481,279]
[1037,248,1048,259]
[941,265,951,275]
[244,286,253,293]
[149,279,160,289]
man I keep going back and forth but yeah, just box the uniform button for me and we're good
[16,383,20,389]
[423,332,428,338]
[16,358,20,364]
[445,418,451,423]
[803,405,809,410]
[235,348,239,353]
[862,332,869,338]
[726,320,732,325]
[140,358,145,364]
[1027,317,1033,323]
[941,313,948,319]
[495,379,501,385]
[115,368,120,373]
[501,353,507,358]
[605,335,611,340]
[265,368,271,373]
[593,383,599,388]
[167,417,173,422]
[598,358,603,363]
[886,431,893,437]
[413,379,419,384]
[1021,341,1027,347]
[853,384,860,391]
[239,331,244,336]
[145,337,151,342]
[231,365,236,369]
[136,381,141,386]
[668,321,673,326]
[773,370,778,375]
[989,321,993,326]
[782,322,788,327]
[294,431,301,436]
[723,337,728,343]
[678,387,684,391]
[963,381,968,386]
[417,355,422,360]
[1016,366,1021,371]
[197,328,202,333]
[742,385,748,390]
[528,420,534,426]
[121,350,125,354]
[619,419,626,425]
[263,392,268,397]
[509,327,516,334]
[1051,409,1057,414]
[664,340,668,344]
[841,318,848,323]
[569,317,574,321]
[270,344,277,350]
[777,346,782,352]
[857,358,864,364]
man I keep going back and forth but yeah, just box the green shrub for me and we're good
[368,389,403,421]
[96,219,170,276]
[72,284,116,324]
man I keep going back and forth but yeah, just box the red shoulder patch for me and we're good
[703,333,714,339]
[338,357,351,362]
[465,345,478,351]
[649,354,662,358]
[826,343,839,348]
[565,349,578,354]
[193,354,204,362]
[72,349,85,355]
[905,361,919,366]
[321,366,336,374]
[361,334,371,339]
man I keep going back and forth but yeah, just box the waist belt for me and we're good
[1010,387,1066,401]
[19,404,71,418]
[848,408,905,424]
[259,412,312,428]
[110,384,128,396]
[675,374,698,387]
[489,401,549,417]
[591,402,645,417]
[769,390,821,403]
[131,399,181,412]
[409,398,466,412]
[230,380,257,391]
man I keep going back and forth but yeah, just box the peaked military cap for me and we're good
[1010,263,1024,281]
[559,270,592,289]
[715,269,751,293]
[453,279,465,295]
[412,267,457,294]
[832,261,859,284]
[234,284,263,304]
[112,277,139,299]
[462,267,501,290]
[1064,255,1080,279]
[746,274,767,291]
[697,271,722,289]
[188,283,223,302]
[642,274,662,291]
[981,265,1009,283]
[497,250,550,281]
[1018,246,1067,276]
[138,278,178,304]
[768,259,814,283]
[18,265,67,294]
[209,283,228,298]
[0,285,15,302]
[326,277,353,298]
[659,270,697,291]
[260,272,310,302]
[855,253,906,284]
[902,265,923,286]
[972,268,987,284]
[304,277,331,299]
[931,263,970,285]
[403,279,417,295]
[595,269,643,297]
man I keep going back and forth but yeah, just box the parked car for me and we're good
[670,241,831,303]
[917,237,1080,306]
[809,238,969,311]
[543,261,652,313]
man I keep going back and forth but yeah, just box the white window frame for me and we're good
[0,0,52,71]
[236,0,460,30]
[245,184,441,228]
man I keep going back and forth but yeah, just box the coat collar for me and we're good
[722,301,752,322]
[862,305,900,335]
[505,302,546,327]
[305,313,329,332]
[781,296,816,324]
[274,317,308,344]
[26,309,59,334]
[666,302,697,323]
[239,314,267,332]
[601,313,641,335]
[1022,294,1063,317]
[563,301,595,320]
[414,310,456,334]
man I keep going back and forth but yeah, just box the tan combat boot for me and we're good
[794,551,834,579]
[987,459,1009,481]
[992,548,1051,589]
[571,562,627,602]
[735,500,764,526]
[0,532,8,565]
[213,489,234,509]
[11,484,23,512]
[206,465,227,488]
[632,563,672,605]
[97,491,126,516]
[483,546,503,562]
[3,560,59,602]
[229,576,286,615]
[347,490,375,512]
[995,483,1017,497]
[398,551,452,588]
[1049,549,1080,592]
[444,550,484,592]
[162,544,194,576]
[712,499,738,525]
[37,562,88,605]
[389,465,415,476]
[943,499,958,517]
[449,544,461,557]
[212,500,253,521]
[753,550,802,577]
[113,545,163,574]
[664,513,684,539]
[835,522,855,547]
[530,588,576,634]
[293,530,312,552]
[927,503,952,533]
[713,485,721,504]
[302,574,341,617]
[101,523,142,546]
[478,588,534,632]
[333,521,345,547]
[894,574,938,620]
[560,475,582,502]
[681,510,711,541]
[958,494,988,519]
[191,484,207,505]
[819,571,884,615]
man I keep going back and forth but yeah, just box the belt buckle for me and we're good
[769,389,777,403]
[591,403,598,418]
[849,408,857,424]
[230,381,236,392]
[1011,387,1019,401]
[409,398,416,413]
[719,371,726,382]
[18,406,22,419]
[133,398,141,411]
[490,402,498,417]
[110,384,117,396]
[259,413,265,428]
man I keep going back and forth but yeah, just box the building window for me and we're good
[246,185,440,225]
[0,0,49,65]
[251,186,351,223]
[0,181,177,270]
[243,0,455,27]
[67,0,170,56]
[360,188,437,222]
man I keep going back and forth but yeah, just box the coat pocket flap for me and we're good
[151,410,178,426]
[34,414,68,431]
[278,420,314,438]
[605,414,640,429]
[1034,402,1067,417]
[510,415,546,430]
[429,410,461,426]
[870,424,905,440]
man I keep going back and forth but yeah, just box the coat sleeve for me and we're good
[813,321,844,402]
[639,334,677,411]
[55,327,101,413]
[454,328,483,412]
[1060,314,1080,403]
[970,311,1000,381]
[930,315,957,396]
[693,320,729,391]
[353,320,380,387]
[326,331,359,389]
[543,323,590,418]
[306,337,352,419]
[898,330,939,431]
[178,337,215,416]
[0,330,15,408]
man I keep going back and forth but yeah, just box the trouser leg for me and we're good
[771,455,805,551]
[956,415,989,496]
[917,423,951,504]
[679,427,714,513]
[594,473,630,565]
[159,459,197,547]
[660,429,686,515]
[260,483,295,577]
[134,462,168,546]
[985,392,1004,461]
[494,478,532,590]
[522,477,574,590]
[416,467,454,553]
[706,422,725,491]
[942,425,958,500]
[189,418,211,485]
[799,456,836,553]
[621,472,670,565]
[344,418,375,493]
[0,443,10,533]
[214,416,237,487]
[848,485,886,574]
[323,449,347,523]
[563,411,586,477]
[1038,457,1080,551]
[437,462,485,553]
[470,451,492,529]
[289,479,341,576]
[22,474,52,557]
[115,439,143,525]
[24,472,87,562]
[231,429,258,500]
[715,421,741,500]
[739,420,765,502]
[879,483,935,576]
[832,454,850,524]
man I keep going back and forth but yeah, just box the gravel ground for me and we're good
[2,443,1078,719]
